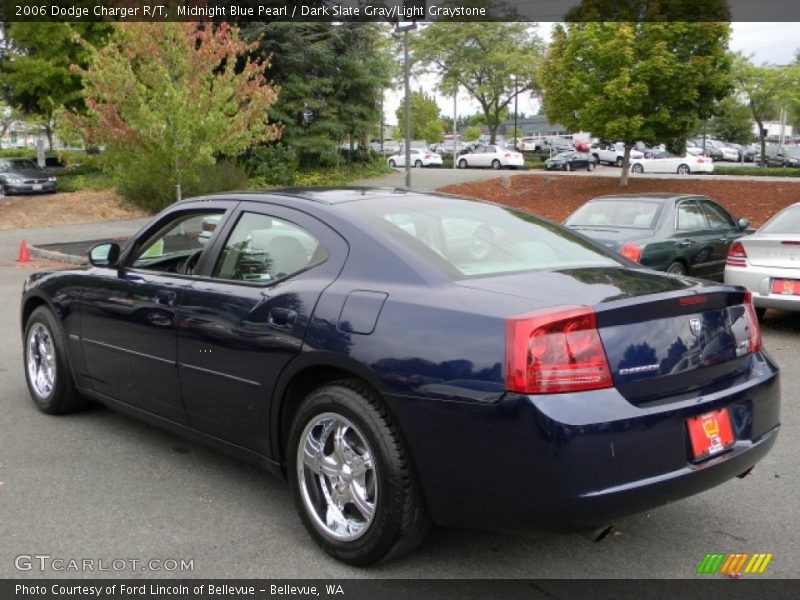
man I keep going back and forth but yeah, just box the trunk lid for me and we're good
[564,227,653,252]
[461,269,756,404]
[595,288,754,404]
[744,234,800,269]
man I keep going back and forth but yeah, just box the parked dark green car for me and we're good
[544,151,596,172]
[564,193,751,280]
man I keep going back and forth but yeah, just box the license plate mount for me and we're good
[687,408,734,460]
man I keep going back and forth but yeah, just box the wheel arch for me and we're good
[270,353,389,468]
[21,293,57,334]
[668,257,690,274]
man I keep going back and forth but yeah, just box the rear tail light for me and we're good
[425,154,432,159]
[743,290,762,353]
[505,153,511,158]
[697,158,706,163]
[506,306,613,394]
[781,241,800,246]
[620,241,642,262]
[727,241,747,267]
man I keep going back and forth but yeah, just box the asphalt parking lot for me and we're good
[0,212,798,580]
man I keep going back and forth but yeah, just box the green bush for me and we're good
[714,166,800,177]
[184,159,249,196]
[245,144,299,186]
[0,148,35,158]
[115,158,249,212]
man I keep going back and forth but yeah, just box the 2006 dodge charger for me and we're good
[21,188,780,565]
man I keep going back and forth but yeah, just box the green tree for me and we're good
[461,125,482,142]
[541,21,732,185]
[68,22,280,209]
[733,55,800,165]
[708,96,753,145]
[412,23,542,144]
[0,22,112,148]
[241,22,393,166]
[395,90,444,143]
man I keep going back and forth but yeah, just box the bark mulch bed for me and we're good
[439,173,800,227]
[0,189,147,230]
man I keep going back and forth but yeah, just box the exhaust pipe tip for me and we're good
[580,524,614,543]
[737,467,754,479]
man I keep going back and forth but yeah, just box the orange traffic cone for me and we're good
[16,240,30,262]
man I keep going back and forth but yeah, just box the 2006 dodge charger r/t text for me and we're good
[20,188,780,565]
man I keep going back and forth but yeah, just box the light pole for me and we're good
[396,22,417,189]
[453,85,458,169]
[512,75,519,150]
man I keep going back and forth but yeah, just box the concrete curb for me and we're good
[27,244,87,265]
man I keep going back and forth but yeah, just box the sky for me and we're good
[384,22,800,127]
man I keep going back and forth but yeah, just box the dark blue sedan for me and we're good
[21,188,780,565]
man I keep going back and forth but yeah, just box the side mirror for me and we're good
[89,242,120,267]
[737,217,750,231]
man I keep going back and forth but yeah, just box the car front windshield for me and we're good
[341,194,621,278]
[566,198,662,229]
[8,158,41,171]
[760,206,800,234]
[552,152,571,159]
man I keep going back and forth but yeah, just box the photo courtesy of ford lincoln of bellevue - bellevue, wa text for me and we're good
[1,0,799,597]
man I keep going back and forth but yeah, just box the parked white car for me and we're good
[387,148,443,168]
[686,143,704,156]
[629,153,714,175]
[456,144,524,169]
[591,142,644,166]
[725,202,800,318]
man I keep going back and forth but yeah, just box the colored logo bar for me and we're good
[696,552,773,574]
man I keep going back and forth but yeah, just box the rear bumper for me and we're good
[725,265,800,311]
[388,351,779,532]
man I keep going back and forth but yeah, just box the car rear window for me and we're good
[341,194,620,278]
[760,205,800,234]
[566,198,663,229]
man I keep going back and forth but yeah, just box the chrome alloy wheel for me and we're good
[297,413,378,542]
[27,322,56,399]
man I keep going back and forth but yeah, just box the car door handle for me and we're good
[268,307,297,329]
[679,240,693,247]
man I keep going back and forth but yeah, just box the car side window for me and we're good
[212,212,327,283]
[700,201,735,230]
[131,210,225,271]
[676,201,707,231]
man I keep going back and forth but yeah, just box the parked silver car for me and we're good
[0,158,57,196]
[725,202,800,318]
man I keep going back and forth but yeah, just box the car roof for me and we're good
[182,186,434,206]
[589,193,707,203]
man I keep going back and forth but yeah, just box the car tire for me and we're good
[631,164,644,174]
[587,162,595,172]
[414,160,423,168]
[287,380,431,566]
[458,159,468,169]
[0,184,6,197]
[666,261,687,276]
[591,153,599,164]
[564,163,572,171]
[615,157,624,167]
[23,306,88,415]
[677,164,690,175]
[491,159,501,170]
[388,159,396,168]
